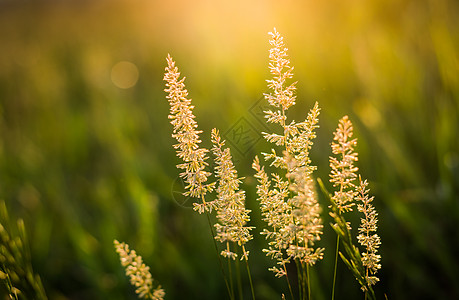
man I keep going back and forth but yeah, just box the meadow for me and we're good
[0,0,458,299]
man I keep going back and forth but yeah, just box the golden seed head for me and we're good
[356,177,381,286]
[329,115,359,214]
[211,129,253,259]
[164,55,215,204]
[114,240,165,300]
[253,29,324,276]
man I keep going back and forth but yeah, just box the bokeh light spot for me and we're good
[111,61,139,89]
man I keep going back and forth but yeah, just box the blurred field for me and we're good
[0,0,458,299]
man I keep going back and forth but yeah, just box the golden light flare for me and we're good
[111,61,139,89]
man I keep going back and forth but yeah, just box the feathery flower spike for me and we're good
[114,240,165,300]
[356,177,381,288]
[211,128,253,260]
[285,154,324,266]
[329,115,359,214]
[253,155,291,277]
[164,54,215,213]
[265,28,297,112]
[254,28,324,278]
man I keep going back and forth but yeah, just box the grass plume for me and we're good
[114,240,165,300]
[211,128,253,261]
[164,54,215,210]
[252,28,324,299]
[323,116,382,299]
[356,177,381,289]
[329,115,359,214]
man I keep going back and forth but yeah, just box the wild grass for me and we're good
[1,2,457,298]
[0,201,47,300]
[114,240,165,300]
[116,28,382,299]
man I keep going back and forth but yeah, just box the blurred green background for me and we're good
[0,0,458,299]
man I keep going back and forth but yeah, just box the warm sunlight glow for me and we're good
[111,61,139,89]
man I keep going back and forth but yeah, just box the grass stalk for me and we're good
[284,265,295,300]
[235,251,243,300]
[242,246,256,300]
[228,254,235,300]
[306,264,311,300]
[203,207,233,300]
[331,236,340,300]
[296,262,303,300]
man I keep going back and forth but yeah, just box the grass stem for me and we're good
[331,236,340,300]
[235,251,243,300]
[296,262,303,300]
[242,246,256,300]
[283,264,294,300]
[228,255,235,300]
[204,210,233,300]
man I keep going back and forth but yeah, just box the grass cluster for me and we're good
[0,201,47,300]
[0,1,458,299]
[116,29,382,299]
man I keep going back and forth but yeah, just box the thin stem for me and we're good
[303,264,307,300]
[235,249,243,300]
[227,242,235,300]
[296,261,303,300]
[242,245,256,300]
[306,264,311,300]
[283,264,295,300]
[364,267,369,300]
[331,236,340,300]
[203,208,233,300]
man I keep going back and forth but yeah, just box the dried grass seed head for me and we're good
[265,28,297,112]
[114,240,165,300]
[211,129,253,259]
[329,115,359,213]
[254,29,324,275]
[356,177,381,287]
[164,55,214,202]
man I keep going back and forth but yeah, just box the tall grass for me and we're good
[116,28,382,300]
[0,201,47,300]
[0,1,457,299]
